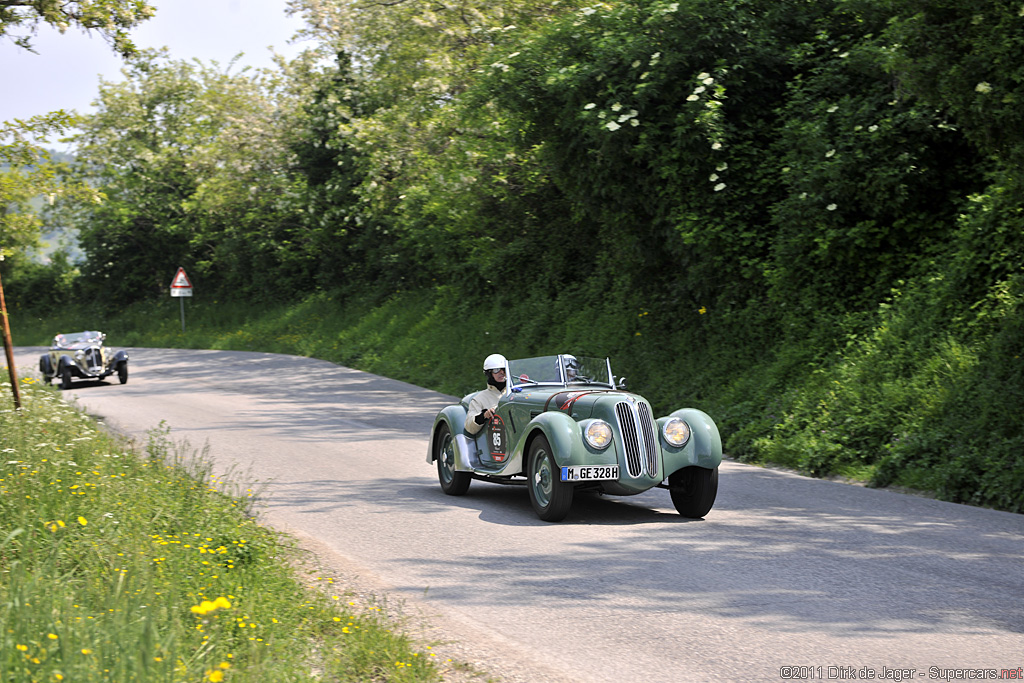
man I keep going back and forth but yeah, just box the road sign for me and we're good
[170,267,193,297]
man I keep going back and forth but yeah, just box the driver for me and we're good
[465,353,508,435]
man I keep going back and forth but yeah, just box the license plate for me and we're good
[561,465,619,481]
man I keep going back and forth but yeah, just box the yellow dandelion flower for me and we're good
[48,633,58,640]
[77,516,87,526]
[81,649,93,655]
[16,644,27,651]
[207,670,224,682]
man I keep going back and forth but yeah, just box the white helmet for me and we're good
[483,353,507,372]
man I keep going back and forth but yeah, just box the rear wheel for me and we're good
[527,435,573,522]
[61,365,73,391]
[117,361,128,384]
[669,466,718,518]
[436,423,471,496]
[39,356,54,383]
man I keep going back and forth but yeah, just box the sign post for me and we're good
[0,268,22,409]
[170,267,193,332]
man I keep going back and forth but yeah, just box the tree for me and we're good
[71,50,309,302]
[1,0,155,300]
[1,114,100,264]
[0,0,155,56]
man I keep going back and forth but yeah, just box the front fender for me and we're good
[511,411,615,469]
[661,408,723,474]
[110,349,129,364]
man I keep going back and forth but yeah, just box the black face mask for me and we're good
[487,373,506,391]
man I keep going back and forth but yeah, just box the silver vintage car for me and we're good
[39,331,129,390]
[427,354,722,521]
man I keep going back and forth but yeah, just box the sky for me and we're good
[1,0,310,143]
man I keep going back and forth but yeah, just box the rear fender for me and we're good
[426,405,472,471]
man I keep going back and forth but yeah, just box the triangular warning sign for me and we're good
[171,267,193,288]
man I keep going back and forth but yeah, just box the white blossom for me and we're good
[827,203,838,211]
[605,121,621,131]
[714,183,727,192]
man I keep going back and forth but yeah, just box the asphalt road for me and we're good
[10,347,1024,683]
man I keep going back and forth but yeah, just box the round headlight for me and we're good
[662,418,691,447]
[584,420,613,450]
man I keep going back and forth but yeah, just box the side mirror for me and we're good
[617,377,628,390]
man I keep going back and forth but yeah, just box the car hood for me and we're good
[509,388,641,419]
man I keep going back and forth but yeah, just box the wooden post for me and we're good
[0,268,23,410]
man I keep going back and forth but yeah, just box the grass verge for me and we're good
[1,374,442,682]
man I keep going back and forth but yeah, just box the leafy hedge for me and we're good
[5,0,1023,512]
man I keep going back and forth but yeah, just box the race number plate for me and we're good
[488,414,507,462]
[560,465,619,481]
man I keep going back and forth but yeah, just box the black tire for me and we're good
[669,466,718,518]
[527,435,573,522]
[61,365,73,391]
[39,356,54,383]
[436,423,471,496]
[117,361,128,384]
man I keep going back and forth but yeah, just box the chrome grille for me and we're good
[615,403,644,477]
[638,402,659,475]
[615,400,660,478]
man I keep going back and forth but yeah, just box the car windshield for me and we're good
[53,331,104,349]
[508,355,613,388]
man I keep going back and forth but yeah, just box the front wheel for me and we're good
[669,466,718,518]
[436,424,471,496]
[61,365,73,391]
[527,435,573,522]
[117,361,128,384]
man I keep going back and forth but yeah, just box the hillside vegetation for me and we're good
[3,0,1022,512]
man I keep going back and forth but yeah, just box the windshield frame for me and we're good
[52,331,104,349]
[507,355,614,389]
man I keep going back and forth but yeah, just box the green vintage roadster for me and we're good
[426,354,722,521]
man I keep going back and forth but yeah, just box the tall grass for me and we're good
[1,375,441,682]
